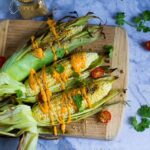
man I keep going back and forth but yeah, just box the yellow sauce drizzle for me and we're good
[29,69,37,91]
[31,36,44,59]
[29,67,57,135]
[52,70,65,90]
[47,19,60,44]
[47,19,69,61]
[61,124,66,134]
[81,87,92,108]
[50,43,57,61]
[67,106,71,123]
[71,52,86,74]
[53,126,57,136]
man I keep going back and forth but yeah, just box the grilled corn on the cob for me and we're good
[24,52,99,97]
[32,78,115,126]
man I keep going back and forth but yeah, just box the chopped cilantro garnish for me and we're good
[72,94,83,110]
[131,105,150,132]
[103,45,114,58]
[138,105,150,118]
[131,117,150,132]
[56,64,65,73]
[72,71,79,78]
[16,90,23,98]
[115,10,150,33]
[115,12,125,26]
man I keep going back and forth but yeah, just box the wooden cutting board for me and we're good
[0,20,128,140]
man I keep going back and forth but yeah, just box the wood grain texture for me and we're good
[0,20,128,140]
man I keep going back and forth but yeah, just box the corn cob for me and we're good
[24,52,99,97]
[1,14,103,82]
[32,78,117,127]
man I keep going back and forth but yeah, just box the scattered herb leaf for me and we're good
[115,12,125,26]
[16,90,23,98]
[131,117,150,132]
[56,64,65,73]
[72,94,83,110]
[47,67,54,74]
[115,10,150,32]
[72,71,79,78]
[103,45,114,58]
[138,105,150,118]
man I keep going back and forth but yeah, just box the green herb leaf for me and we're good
[131,116,138,128]
[131,116,150,132]
[47,67,55,74]
[103,45,114,58]
[133,17,142,24]
[16,90,23,98]
[115,11,150,33]
[138,105,150,118]
[72,94,83,110]
[72,72,80,78]
[141,10,150,21]
[56,64,65,73]
[115,12,125,26]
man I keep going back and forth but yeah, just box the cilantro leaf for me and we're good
[16,90,23,98]
[131,117,150,132]
[131,116,138,128]
[47,67,55,74]
[72,71,79,78]
[72,94,83,110]
[56,64,65,73]
[115,11,150,33]
[134,10,150,32]
[133,17,142,24]
[141,10,150,21]
[138,105,150,118]
[115,12,125,26]
[103,45,114,58]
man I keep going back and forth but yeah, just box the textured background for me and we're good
[0,0,150,150]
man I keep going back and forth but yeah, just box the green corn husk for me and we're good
[32,77,119,127]
[1,14,103,82]
[0,105,38,150]
[0,73,26,101]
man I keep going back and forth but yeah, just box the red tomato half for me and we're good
[90,67,105,79]
[0,56,6,68]
[98,110,111,124]
[145,41,150,50]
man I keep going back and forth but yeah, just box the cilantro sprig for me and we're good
[138,105,150,118]
[16,90,23,98]
[115,10,150,33]
[72,94,83,111]
[131,117,150,132]
[103,45,114,58]
[134,10,150,32]
[115,12,134,27]
[131,105,150,132]
[115,12,126,26]
[56,64,65,73]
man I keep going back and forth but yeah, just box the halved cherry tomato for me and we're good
[90,67,105,79]
[98,110,111,124]
[145,41,150,50]
[0,56,6,68]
